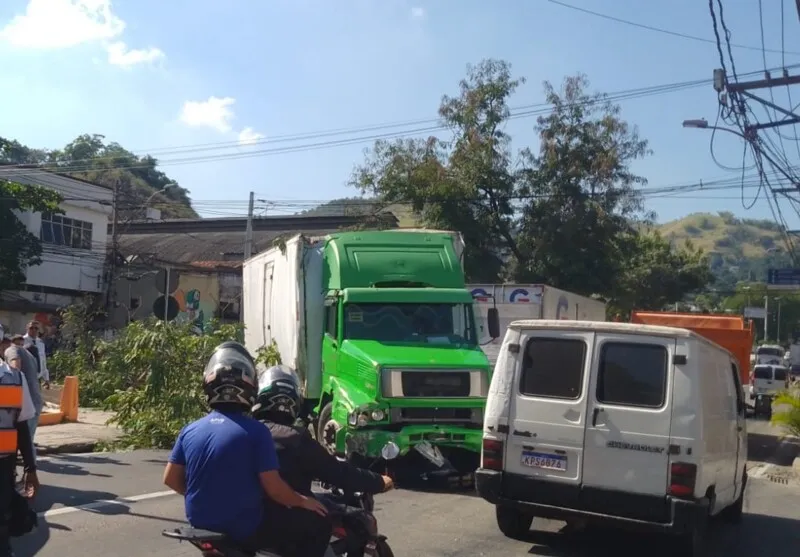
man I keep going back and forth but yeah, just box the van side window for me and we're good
[597,343,667,408]
[520,338,587,399]
[324,303,337,338]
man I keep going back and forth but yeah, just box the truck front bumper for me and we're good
[344,424,482,458]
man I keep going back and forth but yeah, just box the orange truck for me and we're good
[630,311,754,387]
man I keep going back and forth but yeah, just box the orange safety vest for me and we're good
[0,371,23,455]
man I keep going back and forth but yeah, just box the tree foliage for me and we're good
[350,59,713,306]
[0,179,63,291]
[0,134,197,220]
[50,302,281,449]
[771,389,800,437]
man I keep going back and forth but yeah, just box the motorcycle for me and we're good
[162,441,400,557]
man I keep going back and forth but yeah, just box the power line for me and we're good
[547,0,800,55]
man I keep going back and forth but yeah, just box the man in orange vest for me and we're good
[1,345,40,556]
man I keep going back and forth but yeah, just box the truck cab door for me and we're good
[322,297,340,379]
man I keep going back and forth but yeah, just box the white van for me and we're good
[749,364,789,398]
[477,320,748,555]
[755,344,784,366]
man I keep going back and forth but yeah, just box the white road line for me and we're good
[39,490,177,518]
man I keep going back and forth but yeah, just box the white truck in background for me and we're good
[468,284,607,365]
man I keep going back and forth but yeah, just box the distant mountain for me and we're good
[658,211,793,291]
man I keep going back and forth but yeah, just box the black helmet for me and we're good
[203,341,258,410]
[252,365,303,425]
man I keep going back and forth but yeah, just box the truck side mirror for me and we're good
[487,308,501,339]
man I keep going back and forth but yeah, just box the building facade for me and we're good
[0,169,112,334]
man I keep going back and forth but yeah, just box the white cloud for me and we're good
[180,97,237,133]
[0,0,164,67]
[106,41,164,67]
[411,6,426,19]
[238,127,265,146]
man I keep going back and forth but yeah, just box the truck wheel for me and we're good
[495,505,533,539]
[317,402,339,455]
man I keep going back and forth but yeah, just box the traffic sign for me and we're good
[767,268,800,285]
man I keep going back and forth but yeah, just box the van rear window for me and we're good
[774,368,787,381]
[597,343,667,408]
[753,367,772,380]
[520,338,586,399]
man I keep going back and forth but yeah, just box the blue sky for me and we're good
[1,0,799,225]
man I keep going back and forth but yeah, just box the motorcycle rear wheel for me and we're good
[376,539,395,557]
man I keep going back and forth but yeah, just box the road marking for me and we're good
[39,490,177,518]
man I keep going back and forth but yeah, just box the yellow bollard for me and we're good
[60,376,79,422]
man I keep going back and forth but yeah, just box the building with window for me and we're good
[0,168,112,334]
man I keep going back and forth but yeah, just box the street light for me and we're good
[143,182,178,206]
[682,119,710,129]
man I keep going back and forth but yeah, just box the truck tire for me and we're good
[317,402,338,455]
[495,505,533,539]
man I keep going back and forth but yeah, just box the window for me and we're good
[774,368,788,382]
[597,343,667,408]
[520,338,586,399]
[753,366,772,380]
[324,302,337,339]
[40,212,93,250]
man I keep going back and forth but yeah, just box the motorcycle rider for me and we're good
[252,365,393,509]
[163,342,330,557]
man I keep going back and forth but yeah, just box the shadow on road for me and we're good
[748,433,800,466]
[48,454,131,466]
[518,512,800,557]
[36,459,112,478]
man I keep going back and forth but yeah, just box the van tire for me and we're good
[722,473,747,524]
[495,505,534,539]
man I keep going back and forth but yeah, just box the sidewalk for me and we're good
[35,408,121,455]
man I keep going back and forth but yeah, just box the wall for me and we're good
[110,267,220,332]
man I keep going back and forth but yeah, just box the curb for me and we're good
[36,442,98,456]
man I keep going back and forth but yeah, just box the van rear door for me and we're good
[504,330,593,491]
[582,332,674,499]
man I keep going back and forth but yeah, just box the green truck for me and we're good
[243,230,498,477]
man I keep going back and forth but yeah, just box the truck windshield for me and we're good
[343,303,477,346]
[757,347,784,357]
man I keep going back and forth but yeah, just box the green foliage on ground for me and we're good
[0,134,197,219]
[49,301,282,449]
[0,179,63,291]
[771,389,800,437]
[344,59,713,311]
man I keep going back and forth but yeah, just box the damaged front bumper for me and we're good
[344,424,482,460]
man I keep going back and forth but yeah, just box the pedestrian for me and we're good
[22,322,49,391]
[9,337,41,461]
[0,345,40,557]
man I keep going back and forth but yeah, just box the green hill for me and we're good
[657,211,792,290]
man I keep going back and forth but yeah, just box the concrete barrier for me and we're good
[37,375,79,426]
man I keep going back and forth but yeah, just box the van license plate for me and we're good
[521,451,567,471]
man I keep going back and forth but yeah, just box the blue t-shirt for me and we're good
[169,410,279,541]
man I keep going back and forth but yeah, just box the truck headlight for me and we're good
[370,409,385,421]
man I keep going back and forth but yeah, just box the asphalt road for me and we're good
[13,420,800,557]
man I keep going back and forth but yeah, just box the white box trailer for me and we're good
[242,230,467,399]
[467,284,607,365]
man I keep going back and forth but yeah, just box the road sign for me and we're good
[767,268,800,285]
[744,306,766,319]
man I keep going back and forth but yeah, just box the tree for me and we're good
[610,232,714,315]
[1,134,197,219]
[0,180,63,291]
[350,59,713,305]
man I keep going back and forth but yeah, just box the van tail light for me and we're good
[669,462,697,497]
[482,438,504,471]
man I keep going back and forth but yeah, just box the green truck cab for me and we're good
[243,230,496,475]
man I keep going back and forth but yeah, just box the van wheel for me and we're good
[495,505,534,539]
[722,472,747,524]
[677,514,708,556]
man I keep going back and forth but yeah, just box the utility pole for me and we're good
[244,191,254,261]
[242,192,255,324]
[776,297,783,344]
[764,295,770,342]
[106,179,120,312]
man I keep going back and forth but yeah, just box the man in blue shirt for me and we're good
[163,342,331,557]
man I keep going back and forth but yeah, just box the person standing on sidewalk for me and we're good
[22,322,49,391]
[9,337,41,459]
[0,345,40,557]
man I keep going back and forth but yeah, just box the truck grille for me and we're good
[401,371,471,397]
